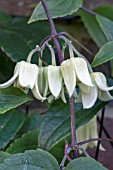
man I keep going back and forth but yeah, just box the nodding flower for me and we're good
[0,40,113,109]
[79,72,113,109]
[76,116,105,152]
[0,61,46,101]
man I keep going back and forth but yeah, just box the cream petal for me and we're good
[81,86,98,109]
[48,65,62,98]
[79,83,91,94]
[69,43,74,58]
[61,59,76,97]
[38,67,44,95]
[88,117,97,148]
[47,95,54,103]
[43,67,49,98]
[61,86,67,103]
[88,117,105,151]
[73,58,93,87]
[0,69,19,88]
[92,72,113,91]
[77,125,89,150]
[19,61,38,89]
[98,90,113,101]
[32,81,46,101]
[13,78,29,94]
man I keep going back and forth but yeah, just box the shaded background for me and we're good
[0,0,112,16]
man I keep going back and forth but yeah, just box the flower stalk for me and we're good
[69,97,78,158]
[42,0,78,158]
[41,0,63,63]
[41,0,78,159]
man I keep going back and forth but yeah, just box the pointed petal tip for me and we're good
[61,59,76,97]
[48,65,62,98]
[0,71,18,89]
[32,83,46,101]
[92,72,113,91]
[82,86,98,109]
[74,57,93,87]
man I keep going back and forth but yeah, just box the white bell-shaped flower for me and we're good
[48,65,62,98]
[78,71,113,109]
[80,84,98,109]
[77,116,105,151]
[0,61,38,90]
[61,59,76,97]
[92,72,113,101]
[0,61,46,101]
[61,57,93,98]
[72,58,94,87]
[92,72,113,91]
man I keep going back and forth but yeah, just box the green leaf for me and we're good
[0,149,60,170]
[7,126,66,164]
[0,18,51,62]
[0,109,25,149]
[92,41,113,67]
[38,99,107,150]
[0,56,15,84]
[21,112,43,133]
[80,10,108,47]
[65,157,108,170]
[0,87,32,114]
[29,0,83,23]
[6,130,38,154]
[96,16,113,41]
[0,11,12,24]
[94,5,113,21]
[49,136,70,164]
[0,152,11,163]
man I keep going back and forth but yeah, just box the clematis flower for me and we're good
[92,72,113,101]
[79,84,98,109]
[0,61,46,101]
[48,65,62,98]
[79,72,113,109]
[61,57,94,98]
[46,57,93,103]
[76,116,105,152]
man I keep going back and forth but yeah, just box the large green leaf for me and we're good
[81,5,113,49]
[0,109,25,149]
[0,56,15,84]
[0,152,11,164]
[0,18,51,62]
[91,41,113,67]
[38,99,107,150]
[80,10,108,48]
[0,149,60,170]
[7,127,67,164]
[29,0,83,23]
[96,16,113,41]
[65,157,107,170]
[0,11,12,24]
[6,130,38,154]
[20,112,43,134]
[0,87,32,114]
[94,5,113,21]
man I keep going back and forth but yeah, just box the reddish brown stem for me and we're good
[69,97,78,158]
[41,0,63,63]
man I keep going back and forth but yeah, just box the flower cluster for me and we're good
[0,39,113,109]
[76,116,105,152]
